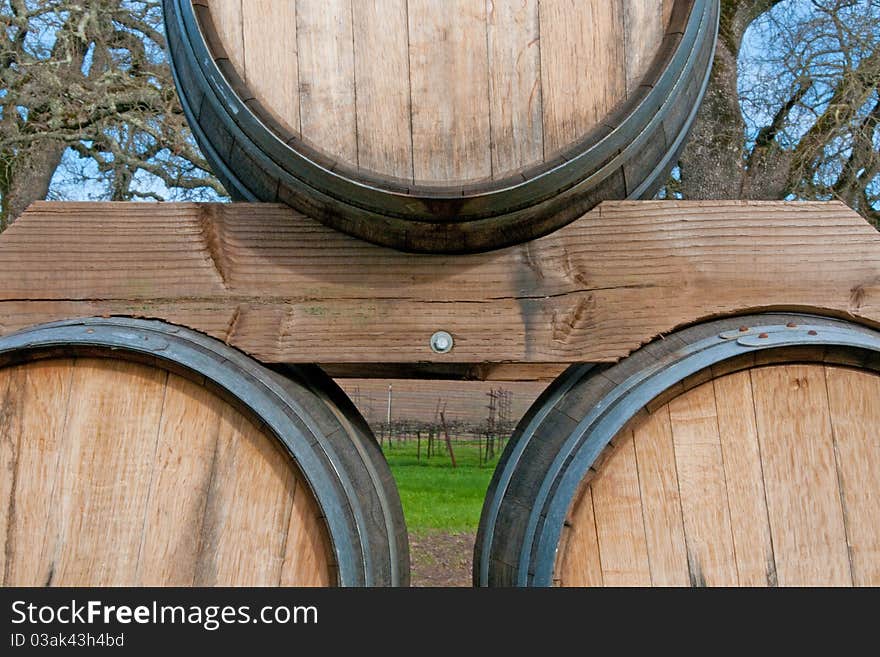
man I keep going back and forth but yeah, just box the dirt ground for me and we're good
[409,531,475,587]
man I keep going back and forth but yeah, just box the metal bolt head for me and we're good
[758,332,769,339]
[430,330,454,354]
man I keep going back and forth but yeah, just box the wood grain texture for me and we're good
[557,364,880,587]
[0,358,334,587]
[668,382,738,586]
[193,405,298,586]
[0,361,74,585]
[663,0,675,28]
[624,0,665,93]
[207,0,245,72]
[751,365,852,586]
[294,0,356,163]
[486,0,543,177]
[1,201,879,375]
[46,359,167,586]
[823,366,880,586]
[281,477,334,586]
[557,486,603,587]
[352,0,412,180]
[137,374,223,585]
[408,0,491,183]
[632,406,690,586]
[539,0,625,155]
[243,0,299,133]
[202,0,669,184]
[0,364,26,584]
[712,370,776,586]
[590,439,652,586]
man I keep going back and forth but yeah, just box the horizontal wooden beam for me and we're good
[0,200,878,379]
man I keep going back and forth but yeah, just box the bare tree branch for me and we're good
[680,0,880,225]
[0,0,223,227]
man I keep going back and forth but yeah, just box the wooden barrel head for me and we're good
[0,357,334,586]
[166,0,719,251]
[205,0,674,185]
[474,314,880,587]
[558,363,880,587]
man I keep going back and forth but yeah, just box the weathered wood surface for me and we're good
[558,363,880,587]
[203,0,673,184]
[0,357,334,586]
[0,200,878,378]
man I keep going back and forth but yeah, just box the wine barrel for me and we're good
[475,314,880,586]
[0,318,408,587]
[164,0,719,252]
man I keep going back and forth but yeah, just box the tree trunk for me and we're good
[679,0,787,200]
[3,141,66,228]
[678,43,746,199]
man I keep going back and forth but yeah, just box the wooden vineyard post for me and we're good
[440,411,457,469]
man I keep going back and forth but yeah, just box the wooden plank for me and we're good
[751,365,852,586]
[621,0,658,92]
[1,201,879,370]
[590,438,652,586]
[713,370,776,586]
[623,0,665,93]
[539,0,626,155]
[558,486,604,587]
[46,359,167,586]
[486,0,543,177]
[193,404,299,586]
[0,364,26,583]
[824,366,880,586]
[137,374,223,585]
[2,361,74,585]
[352,0,413,180]
[631,406,690,586]
[280,477,333,586]
[663,0,676,30]
[295,0,357,164]
[243,0,300,133]
[408,0,491,183]
[207,0,245,74]
[668,381,739,586]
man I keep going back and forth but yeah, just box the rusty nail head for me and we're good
[808,330,818,336]
[758,333,769,339]
[786,322,798,328]
[739,326,749,332]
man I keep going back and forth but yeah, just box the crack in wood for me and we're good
[688,553,706,587]
[225,305,243,345]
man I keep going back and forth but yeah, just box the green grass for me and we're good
[382,439,504,535]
